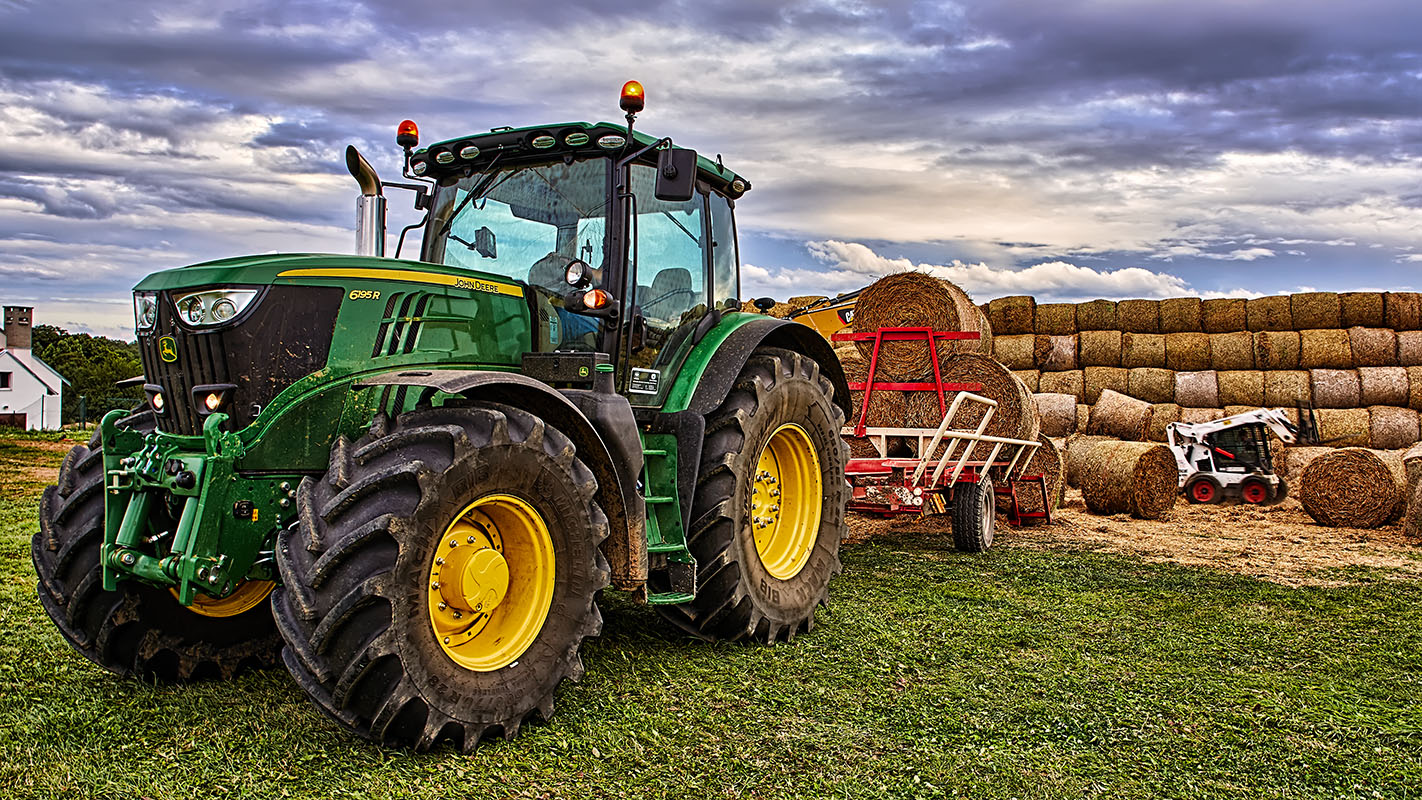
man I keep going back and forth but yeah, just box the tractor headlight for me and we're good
[171,289,258,327]
[134,293,158,331]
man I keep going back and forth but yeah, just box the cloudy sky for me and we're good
[2,0,1420,339]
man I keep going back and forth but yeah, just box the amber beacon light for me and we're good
[619,81,645,113]
[396,119,419,149]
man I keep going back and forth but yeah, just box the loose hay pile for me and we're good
[1298,447,1404,529]
[1079,441,1179,519]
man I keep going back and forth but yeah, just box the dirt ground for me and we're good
[849,489,1422,587]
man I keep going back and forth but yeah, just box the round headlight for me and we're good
[135,296,157,329]
[178,295,205,325]
[564,260,587,287]
[210,298,237,322]
[459,144,480,159]
[435,150,455,165]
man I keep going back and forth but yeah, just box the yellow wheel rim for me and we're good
[427,494,556,672]
[752,423,823,580]
[175,579,275,618]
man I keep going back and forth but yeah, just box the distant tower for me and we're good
[3,306,32,350]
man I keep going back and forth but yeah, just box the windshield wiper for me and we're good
[661,210,698,243]
[431,152,506,241]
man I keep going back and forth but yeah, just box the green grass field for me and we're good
[1,430,1419,799]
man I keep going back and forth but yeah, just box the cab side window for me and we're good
[708,192,739,310]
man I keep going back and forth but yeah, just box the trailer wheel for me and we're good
[31,410,281,682]
[1240,477,1271,505]
[1184,475,1223,504]
[272,403,608,752]
[951,474,996,552]
[656,347,848,643]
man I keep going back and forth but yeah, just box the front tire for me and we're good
[271,403,609,752]
[657,347,848,643]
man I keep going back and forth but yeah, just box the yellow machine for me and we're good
[787,289,862,339]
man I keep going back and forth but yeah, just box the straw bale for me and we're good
[1033,335,1078,372]
[1158,297,1202,333]
[1209,331,1255,371]
[987,295,1035,336]
[1121,332,1166,368]
[852,272,975,380]
[1396,332,1422,367]
[1315,408,1371,448]
[993,334,1036,370]
[1077,403,1091,434]
[1370,406,1420,451]
[1064,434,1112,489]
[1086,389,1152,440]
[1405,481,1422,539]
[1299,329,1353,369]
[962,305,994,357]
[1277,446,1331,480]
[1080,441,1178,519]
[1385,292,1422,332]
[1201,298,1246,333]
[1174,370,1220,408]
[1263,371,1312,408]
[1246,295,1293,332]
[1034,302,1077,335]
[1253,330,1301,370]
[1013,369,1041,394]
[1217,370,1265,407]
[1145,403,1182,442]
[1034,392,1078,438]
[1348,327,1397,367]
[847,389,909,429]
[1404,442,1422,490]
[1039,369,1085,402]
[1409,367,1422,412]
[1076,299,1118,332]
[1078,329,1123,368]
[1083,366,1128,405]
[1001,435,1066,515]
[1299,447,1405,528]
[1358,367,1408,407]
[1127,367,1175,405]
[1291,292,1341,331]
[1340,292,1385,328]
[1311,369,1361,409]
[1221,405,1255,418]
[1117,299,1160,334]
[904,354,1039,441]
[1165,332,1211,371]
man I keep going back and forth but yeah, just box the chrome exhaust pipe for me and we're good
[346,145,386,257]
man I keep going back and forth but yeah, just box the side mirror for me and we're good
[654,147,698,202]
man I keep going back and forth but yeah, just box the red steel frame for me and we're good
[830,327,981,436]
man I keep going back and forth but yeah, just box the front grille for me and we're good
[138,286,342,435]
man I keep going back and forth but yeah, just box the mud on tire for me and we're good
[31,411,281,681]
[272,402,609,752]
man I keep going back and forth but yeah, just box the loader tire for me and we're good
[657,347,848,643]
[272,403,609,752]
[32,410,281,682]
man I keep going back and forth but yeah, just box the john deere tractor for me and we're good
[33,82,849,751]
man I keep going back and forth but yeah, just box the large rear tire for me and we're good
[31,411,281,681]
[272,403,609,752]
[657,347,848,643]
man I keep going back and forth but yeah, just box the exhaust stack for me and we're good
[346,145,386,257]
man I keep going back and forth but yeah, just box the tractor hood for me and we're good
[132,252,521,294]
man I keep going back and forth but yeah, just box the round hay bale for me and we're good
[1078,329,1123,367]
[1403,442,1422,489]
[852,272,975,380]
[1034,302,1077,335]
[1348,327,1397,367]
[1254,330,1302,370]
[1127,367,1175,404]
[1408,367,1422,411]
[1291,292,1341,331]
[1080,441,1178,519]
[1165,332,1211,371]
[1174,370,1220,408]
[1404,481,1422,539]
[1117,299,1160,334]
[1385,292,1422,332]
[1076,300,1119,332]
[904,354,1038,441]
[1223,405,1256,418]
[836,344,866,379]
[969,305,994,357]
[1033,334,1079,372]
[1340,292,1385,328]
[1315,408,1371,448]
[1246,295,1293,332]
[1358,367,1409,407]
[1064,433,1113,489]
[1087,389,1152,440]
[1370,406,1420,451]
[1013,369,1041,393]
[1264,371,1312,407]
[993,334,1036,370]
[848,388,909,428]
[1121,332,1166,368]
[1396,331,1422,367]
[1159,297,1202,333]
[1022,434,1065,512]
[1299,329,1353,369]
[1033,392,1078,438]
[1217,370,1265,407]
[1277,446,1331,480]
[987,295,1035,336]
[1083,366,1128,405]
[1311,369,1361,409]
[1145,403,1182,442]
[1201,298,1247,333]
[1209,331,1256,371]
[1077,403,1090,434]
[1039,369,1085,402]
[1299,448,1405,528]
[1179,407,1226,425]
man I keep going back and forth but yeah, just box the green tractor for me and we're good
[33,82,850,751]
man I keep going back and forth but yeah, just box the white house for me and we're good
[0,305,66,430]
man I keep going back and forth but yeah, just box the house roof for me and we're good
[0,349,66,394]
